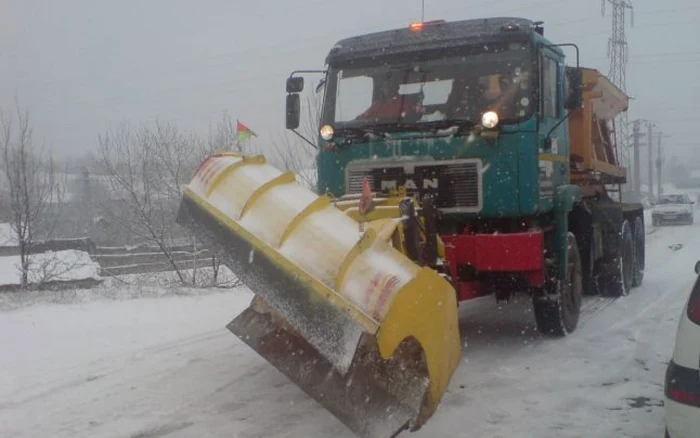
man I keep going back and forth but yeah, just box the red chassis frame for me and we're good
[441,231,545,302]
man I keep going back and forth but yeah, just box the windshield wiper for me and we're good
[332,126,392,141]
[389,118,477,135]
[332,119,476,143]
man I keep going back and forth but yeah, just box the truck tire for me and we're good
[581,240,600,296]
[631,216,645,287]
[603,219,634,297]
[533,232,583,336]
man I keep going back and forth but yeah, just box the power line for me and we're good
[603,0,634,168]
[604,50,700,59]
[6,8,697,115]
[629,59,700,65]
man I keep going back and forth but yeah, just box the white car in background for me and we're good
[664,261,700,437]
[652,193,695,226]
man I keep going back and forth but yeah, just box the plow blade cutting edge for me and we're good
[176,153,461,438]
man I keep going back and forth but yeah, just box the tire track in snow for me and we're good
[578,219,696,327]
[419,247,697,438]
[445,219,698,399]
[2,329,230,407]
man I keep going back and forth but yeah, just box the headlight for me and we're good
[320,125,334,141]
[481,111,499,129]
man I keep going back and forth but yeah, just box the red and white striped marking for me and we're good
[363,272,404,319]
[188,154,242,197]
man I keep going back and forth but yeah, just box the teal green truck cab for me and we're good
[285,17,645,336]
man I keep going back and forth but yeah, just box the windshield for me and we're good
[658,194,688,204]
[323,41,533,130]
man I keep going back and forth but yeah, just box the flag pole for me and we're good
[235,118,241,151]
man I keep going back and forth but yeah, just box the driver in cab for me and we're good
[483,70,531,118]
[355,76,422,122]
[447,70,531,123]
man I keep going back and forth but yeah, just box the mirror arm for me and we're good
[542,43,580,67]
[290,129,318,150]
[545,111,573,147]
[289,69,327,77]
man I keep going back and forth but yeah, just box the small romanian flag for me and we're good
[236,120,257,144]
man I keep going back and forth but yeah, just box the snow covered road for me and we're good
[0,219,698,438]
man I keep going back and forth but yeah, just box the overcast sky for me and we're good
[1,0,698,164]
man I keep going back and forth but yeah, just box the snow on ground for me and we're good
[0,266,239,312]
[644,208,653,231]
[0,223,17,246]
[0,250,100,287]
[0,216,698,437]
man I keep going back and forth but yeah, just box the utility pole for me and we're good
[631,119,641,201]
[631,119,654,201]
[656,132,665,196]
[602,0,634,166]
[647,122,654,200]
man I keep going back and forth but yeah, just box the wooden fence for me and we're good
[93,245,214,276]
[0,238,216,277]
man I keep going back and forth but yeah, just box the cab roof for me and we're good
[325,17,543,65]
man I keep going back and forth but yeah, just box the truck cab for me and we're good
[297,18,579,218]
[285,17,644,336]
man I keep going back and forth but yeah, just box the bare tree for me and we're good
[95,120,241,288]
[95,121,200,285]
[0,101,64,288]
[30,249,95,286]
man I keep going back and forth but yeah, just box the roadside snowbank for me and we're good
[0,250,100,287]
[0,266,240,312]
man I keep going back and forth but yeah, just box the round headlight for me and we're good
[320,125,334,141]
[481,111,499,129]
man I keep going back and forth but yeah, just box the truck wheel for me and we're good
[603,219,634,297]
[631,217,645,287]
[533,232,583,336]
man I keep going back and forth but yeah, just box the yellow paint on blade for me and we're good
[182,152,462,422]
[377,267,461,415]
[182,186,379,333]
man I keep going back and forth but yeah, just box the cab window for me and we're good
[541,56,559,118]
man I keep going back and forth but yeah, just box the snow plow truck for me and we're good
[176,17,645,438]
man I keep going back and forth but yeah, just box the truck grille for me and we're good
[345,159,482,212]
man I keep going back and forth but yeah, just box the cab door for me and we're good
[537,49,567,201]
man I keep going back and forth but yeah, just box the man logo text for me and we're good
[380,178,438,191]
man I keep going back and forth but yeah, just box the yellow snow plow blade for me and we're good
[176,153,461,437]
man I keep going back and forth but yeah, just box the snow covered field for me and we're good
[0,250,101,287]
[0,216,697,438]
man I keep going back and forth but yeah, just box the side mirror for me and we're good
[694,260,700,275]
[286,77,304,93]
[286,94,300,130]
[564,67,583,110]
